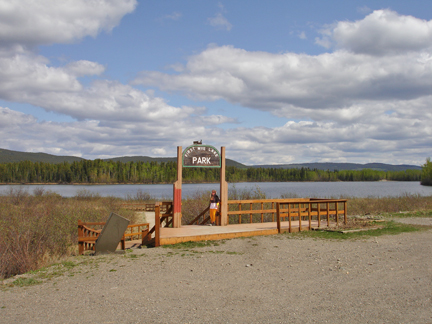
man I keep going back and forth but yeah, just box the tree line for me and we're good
[0,159,423,184]
[421,158,432,186]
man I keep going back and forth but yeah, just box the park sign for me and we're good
[182,144,221,168]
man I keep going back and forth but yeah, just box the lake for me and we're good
[1,181,431,199]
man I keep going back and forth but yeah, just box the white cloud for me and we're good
[327,9,432,55]
[134,45,432,112]
[298,31,307,40]
[63,61,106,77]
[0,0,137,48]
[164,12,182,21]
[132,10,432,165]
[0,4,430,165]
[208,13,232,31]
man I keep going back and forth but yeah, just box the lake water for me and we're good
[1,181,431,199]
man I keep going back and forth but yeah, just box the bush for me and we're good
[421,157,432,186]
[0,191,137,279]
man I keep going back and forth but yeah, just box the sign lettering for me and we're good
[183,145,221,168]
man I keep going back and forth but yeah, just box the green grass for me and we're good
[386,210,432,218]
[11,277,42,287]
[286,221,427,240]
[162,240,225,249]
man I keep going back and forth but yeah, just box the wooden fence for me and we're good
[226,198,347,228]
[276,199,347,233]
[142,201,174,247]
[78,220,150,255]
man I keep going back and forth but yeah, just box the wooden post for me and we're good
[344,201,347,225]
[335,202,339,225]
[288,203,292,233]
[78,220,83,255]
[326,202,330,227]
[173,146,182,228]
[220,146,228,226]
[298,203,302,232]
[276,203,281,233]
[155,202,161,247]
[308,202,311,230]
[261,202,264,223]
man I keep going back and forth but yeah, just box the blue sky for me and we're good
[0,0,431,165]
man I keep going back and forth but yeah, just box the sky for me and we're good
[0,0,431,166]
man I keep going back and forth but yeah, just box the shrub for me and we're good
[0,192,137,279]
[421,157,432,186]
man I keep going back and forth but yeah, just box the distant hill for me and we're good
[0,148,246,168]
[0,148,421,171]
[252,162,422,172]
[104,156,246,168]
[0,148,84,164]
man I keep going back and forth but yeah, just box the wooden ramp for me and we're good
[127,199,346,248]
[156,220,328,246]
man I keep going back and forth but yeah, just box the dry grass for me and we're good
[0,187,140,279]
[2,186,431,280]
[346,193,432,216]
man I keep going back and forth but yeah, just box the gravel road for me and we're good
[1,218,431,324]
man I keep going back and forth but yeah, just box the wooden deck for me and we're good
[121,198,347,248]
[125,220,329,247]
[160,221,330,245]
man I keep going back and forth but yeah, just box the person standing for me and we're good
[209,190,220,226]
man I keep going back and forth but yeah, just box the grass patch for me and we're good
[387,210,432,218]
[162,240,224,249]
[11,277,42,287]
[287,221,427,240]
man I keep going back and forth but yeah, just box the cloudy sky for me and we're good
[0,0,431,165]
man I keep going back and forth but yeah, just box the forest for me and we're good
[0,159,423,184]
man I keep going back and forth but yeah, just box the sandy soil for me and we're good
[1,218,431,324]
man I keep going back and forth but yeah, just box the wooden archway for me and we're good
[172,145,228,227]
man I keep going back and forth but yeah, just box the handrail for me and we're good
[78,220,150,255]
[142,201,174,247]
[188,206,210,225]
[226,198,347,226]
[275,200,347,233]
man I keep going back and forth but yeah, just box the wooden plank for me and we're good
[160,229,279,245]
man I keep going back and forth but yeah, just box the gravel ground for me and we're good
[1,218,431,324]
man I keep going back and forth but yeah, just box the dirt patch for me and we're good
[1,219,431,323]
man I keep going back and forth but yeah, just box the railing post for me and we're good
[288,203,292,233]
[78,220,83,255]
[155,202,161,247]
[326,202,330,227]
[272,202,275,222]
[276,202,281,233]
[308,202,311,230]
[298,203,302,232]
[261,202,264,223]
[344,201,347,225]
[335,202,339,225]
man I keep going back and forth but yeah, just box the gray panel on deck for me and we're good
[95,213,130,255]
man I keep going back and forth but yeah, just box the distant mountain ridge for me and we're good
[252,162,422,172]
[0,148,422,171]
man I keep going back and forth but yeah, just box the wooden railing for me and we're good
[226,198,347,228]
[276,199,347,233]
[78,220,150,255]
[187,205,222,226]
[142,201,174,247]
[119,203,157,211]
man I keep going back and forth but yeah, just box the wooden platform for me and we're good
[126,220,328,247]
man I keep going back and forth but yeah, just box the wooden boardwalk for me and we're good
[125,220,329,247]
[120,198,347,248]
